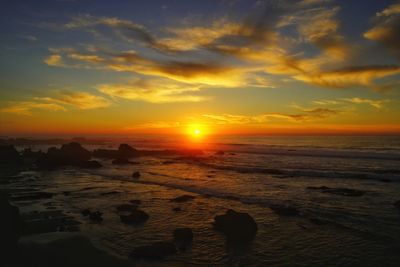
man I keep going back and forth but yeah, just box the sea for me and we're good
[6,135,400,266]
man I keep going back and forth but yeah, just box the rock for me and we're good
[81,209,90,216]
[0,145,22,167]
[170,195,195,203]
[11,191,53,201]
[173,228,193,249]
[120,209,149,224]
[394,200,400,210]
[307,186,366,197]
[172,207,182,212]
[0,198,23,255]
[129,199,141,205]
[130,241,177,260]
[116,204,138,212]
[269,204,299,216]
[112,158,131,165]
[118,144,138,158]
[78,160,102,169]
[88,211,103,222]
[132,171,141,179]
[21,148,44,160]
[213,209,257,242]
[215,150,225,156]
[36,142,92,169]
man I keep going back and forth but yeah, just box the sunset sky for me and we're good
[1,0,400,136]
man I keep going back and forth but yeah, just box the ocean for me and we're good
[6,135,400,266]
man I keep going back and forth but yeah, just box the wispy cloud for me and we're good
[0,101,66,116]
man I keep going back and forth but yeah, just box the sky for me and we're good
[0,0,400,136]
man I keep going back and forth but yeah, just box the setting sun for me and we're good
[193,129,201,136]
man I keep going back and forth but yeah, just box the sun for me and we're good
[193,129,201,136]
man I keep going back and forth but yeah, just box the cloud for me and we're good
[0,102,66,116]
[202,108,338,124]
[364,3,400,58]
[294,65,400,90]
[343,97,386,109]
[44,54,64,66]
[97,78,208,103]
[37,91,111,109]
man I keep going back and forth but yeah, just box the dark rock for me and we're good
[118,144,138,158]
[78,160,102,169]
[62,191,71,196]
[173,228,193,249]
[309,218,329,225]
[81,209,90,217]
[213,209,257,242]
[116,204,138,212]
[307,186,366,197]
[394,200,400,210]
[129,199,141,205]
[120,209,149,224]
[0,198,23,255]
[170,195,195,203]
[215,150,225,156]
[36,142,92,169]
[130,241,177,260]
[88,211,103,222]
[172,207,182,212]
[269,204,300,216]
[112,158,131,165]
[21,148,44,160]
[132,171,141,179]
[0,145,22,167]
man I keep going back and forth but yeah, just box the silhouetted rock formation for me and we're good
[130,241,177,260]
[21,148,45,160]
[120,209,149,224]
[213,209,257,242]
[173,228,193,249]
[118,144,138,158]
[0,198,23,257]
[36,142,92,169]
[0,145,22,167]
[269,204,300,216]
[307,186,366,197]
[170,195,196,203]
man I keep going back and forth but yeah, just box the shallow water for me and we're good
[6,135,400,266]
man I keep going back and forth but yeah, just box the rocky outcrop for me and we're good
[36,142,92,169]
[213,209,257,242]
[130,241,177,260]
[0,145,22,167]
[78,160,102,169]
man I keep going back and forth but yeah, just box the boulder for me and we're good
[129,199,141,206]
[269,204,299,216]
[173,228,193,249]
[394,200,400,210]
[120,209,149,224]
[130,241,177,260]
[172,207,182,212]
[132,171,141,179]
[170,195,195,203]
[0,145,22,167]
[213,209,257,242]
[92,149,119,159]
